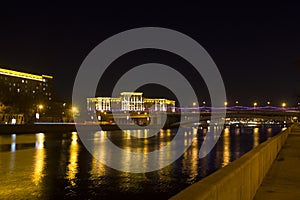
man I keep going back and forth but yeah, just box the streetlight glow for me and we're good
[72,106,78,113]
[253,102,258,107]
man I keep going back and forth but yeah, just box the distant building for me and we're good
[87,92,176,112]
[0,67,53,122]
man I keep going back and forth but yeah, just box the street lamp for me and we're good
[267,101,270,105]
[282,102,287,123]
[71,106,79,120]
[72,106,78,113]
[235,100,239,105]
[224,101,228,107]
[253,102,258,109]
[36,104,44,120]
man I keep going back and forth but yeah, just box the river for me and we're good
[0,126,283,199]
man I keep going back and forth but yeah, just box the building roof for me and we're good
[120,92,143,95]
[0,67,53,81]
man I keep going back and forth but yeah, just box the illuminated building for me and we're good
[87,92,175,112]
[0,67,53,122]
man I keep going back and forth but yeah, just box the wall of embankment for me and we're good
[171,126,292,200]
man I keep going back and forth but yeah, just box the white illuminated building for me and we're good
[87,92,175,112]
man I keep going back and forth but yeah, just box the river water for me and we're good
[0,126,282,199]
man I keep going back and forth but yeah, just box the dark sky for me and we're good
[0,5,299,106]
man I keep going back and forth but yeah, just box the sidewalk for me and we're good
[254,124,300,199]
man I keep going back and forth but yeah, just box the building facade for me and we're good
[87,92,175,112]
[0,67,53,122]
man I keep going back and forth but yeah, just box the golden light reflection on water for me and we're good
[253,128,259,148]
[66,132,79,186]
[222,128,230,167]
[235,128,240,135]
[189,135,199,180]
[32,133,45,185]
[267,127,272,138]
[181,129,198,180]
[90,131,107,180]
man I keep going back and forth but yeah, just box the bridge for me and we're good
[95,106,300,128]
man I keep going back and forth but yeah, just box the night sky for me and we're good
[0,5,299,106]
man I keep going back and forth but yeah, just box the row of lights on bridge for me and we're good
[192,101,288,107]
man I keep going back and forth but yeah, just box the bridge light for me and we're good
[202,101,206,105]
[253,102,258,108]
[282,102,286,108]
[267,101,270,105]
[224,101,228,107]
[235,101,239,105]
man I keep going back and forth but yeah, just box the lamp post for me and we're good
[192,102,197,113]
[224,101,228,108]
[282,102,286,123]
[253,102,257,109]
[36,104,43,120]
[71,106,79,122]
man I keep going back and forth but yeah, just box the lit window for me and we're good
[43,88,45,91]
[33,90,35,93]
[17,88,20,93]
[36,86,39,89]
[22,80,24,83]
[49,97,52,100]
[13,83,15,86]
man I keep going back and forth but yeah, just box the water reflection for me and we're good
[222,128,231,167]
[253,128,259,148]
[90,131,106,180]
[32,133,45,185]
[11,134,16,152]
[0,126,283,200]
[66,132,79,187]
